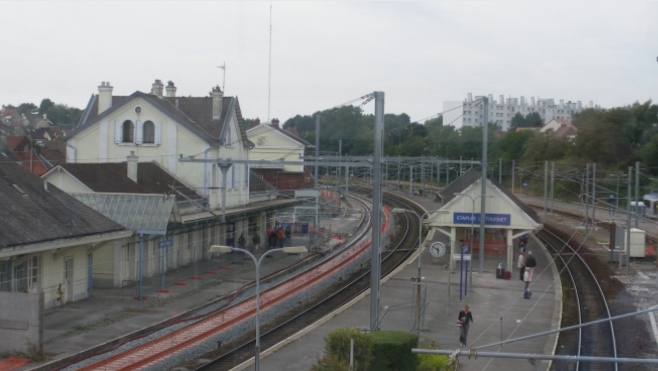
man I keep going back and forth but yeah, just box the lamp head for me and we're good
[282,246,308,254]
[209,245,233,254]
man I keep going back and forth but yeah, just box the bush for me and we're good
[370,331,418,371]
[417,339,454,371]
[322,327,373,371]
[311,354,350,371]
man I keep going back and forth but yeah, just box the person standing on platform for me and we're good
[268,230,277,249]
[277,228,284,248]
[525,250,537,275]
[252,233,260,253]
[237,233,246,249]
[518,251,526,281]
[458,305,473,347]
[523,267,532,299]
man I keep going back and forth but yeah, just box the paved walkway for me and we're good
[21,198,365,371]
[249,192,561,371]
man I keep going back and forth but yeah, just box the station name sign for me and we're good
[453,212,511,226]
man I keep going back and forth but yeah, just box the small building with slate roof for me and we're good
[427,168,541,271]
[65,80,251,213]
[246,119,314,192]
[0,162,132,308]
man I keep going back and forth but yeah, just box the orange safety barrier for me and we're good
[77,202,390,371]
[0,356,30,371]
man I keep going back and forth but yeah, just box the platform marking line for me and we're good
[649,311,658,346]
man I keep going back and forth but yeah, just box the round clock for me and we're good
[429,242,446,258]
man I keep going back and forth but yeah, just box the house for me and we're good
[246,119,314,193]
[540,119,578,140]
[66,80,252,212]
[0,162,132,306]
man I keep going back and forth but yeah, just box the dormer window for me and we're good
[143,121,155,144]
[122,120,134,143]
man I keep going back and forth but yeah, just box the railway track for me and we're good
[194,191,424,370]
[537,227,618,371]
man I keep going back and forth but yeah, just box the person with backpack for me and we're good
[518,251,526,281]
[525,250,537,275]
[237,233,246,249]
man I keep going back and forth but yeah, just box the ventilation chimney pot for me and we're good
[127,151,138,183]
[151,79,164,98]
[166,81,177,98]
[98,81,114,114]
[212,86,223,120]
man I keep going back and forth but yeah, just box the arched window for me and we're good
[122,120,134,143]
[143,121,155,144]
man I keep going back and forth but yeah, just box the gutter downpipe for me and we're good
[203,147,213,199]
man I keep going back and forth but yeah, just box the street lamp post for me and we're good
[391,208,448,336]
[455,193,493,290]
[209,245,308,371]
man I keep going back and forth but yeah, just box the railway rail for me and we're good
[538,227,618,371]
[56,191,425,371]
[193,191,425,370]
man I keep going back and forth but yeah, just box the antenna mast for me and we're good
[218,62,226,93]
[267,2,272,124]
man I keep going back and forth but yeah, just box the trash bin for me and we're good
[496,263,505,279]
[504,271,511,280]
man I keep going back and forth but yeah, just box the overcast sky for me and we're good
[3,1,657,124]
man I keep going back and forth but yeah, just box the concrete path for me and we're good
[247,192,561,371]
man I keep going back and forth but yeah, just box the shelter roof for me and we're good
[0,162,125,248]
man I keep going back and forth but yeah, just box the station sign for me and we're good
[158,239,173,249]
[453,212,511,226]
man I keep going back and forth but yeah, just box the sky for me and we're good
[3,1,657,125]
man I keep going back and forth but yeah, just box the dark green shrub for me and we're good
[322,327,373,371]
[311,354,350,371]
[369,331,418,371]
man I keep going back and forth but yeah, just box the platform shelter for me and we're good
[427,168,541,271]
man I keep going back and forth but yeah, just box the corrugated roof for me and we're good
[0,162,125,248]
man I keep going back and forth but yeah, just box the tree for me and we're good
[38,99,54,115]
[16,102,37,115]
[525,112,542,127]
[509,112,525,131]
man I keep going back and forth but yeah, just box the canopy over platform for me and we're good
[427,168,542,270]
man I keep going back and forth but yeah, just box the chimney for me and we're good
[500,95,504,105]
[44,179,49,192]
[521,96,525,105]
[559,99,564,108]
[488,94,493,104]
[98,81,113,114]
[467,93,473,102]
[271,118,280,128]
[151,79,164,97]
[127,151,138,183]
[212,86,223,120]
[531,97,536,106]
[166,81,177,98]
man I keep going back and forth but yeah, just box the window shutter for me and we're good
[154,122,162,145]
[135,120,143,144]
[114,120,122,143]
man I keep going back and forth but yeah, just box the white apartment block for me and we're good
[443,93,595,131]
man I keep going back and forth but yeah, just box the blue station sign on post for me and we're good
[453,213,511,226]
[158,239,173,249]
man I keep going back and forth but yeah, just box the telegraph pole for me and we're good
[550,161,555,215]
[592,163,597,231]
[636,161,640,228]
[512,159,515,194]
[543,161,548,220]
[585,163,590,236]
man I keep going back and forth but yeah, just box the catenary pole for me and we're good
[370,91,385,331]
[592,163,597,231]
[512,159,515,194]
[585,163,590,236]
[499,158,502,184]
[543,160,548,220]
[635,161,640,228]
[627,166,632,275]
[479,97,488,274]
[315,115,320,242]
[550,161,555,215]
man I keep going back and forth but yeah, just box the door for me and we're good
[64,258,74,303]
[13,261,27,293]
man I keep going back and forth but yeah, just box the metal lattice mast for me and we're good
[267,3,272,123]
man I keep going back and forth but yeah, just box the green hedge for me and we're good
[369,331,418,371]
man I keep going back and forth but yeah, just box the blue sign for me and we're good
[453,212,511,226]
[158,239,173,249]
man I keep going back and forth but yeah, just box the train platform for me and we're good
[19,198,366,371]
[251,192,562,371]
